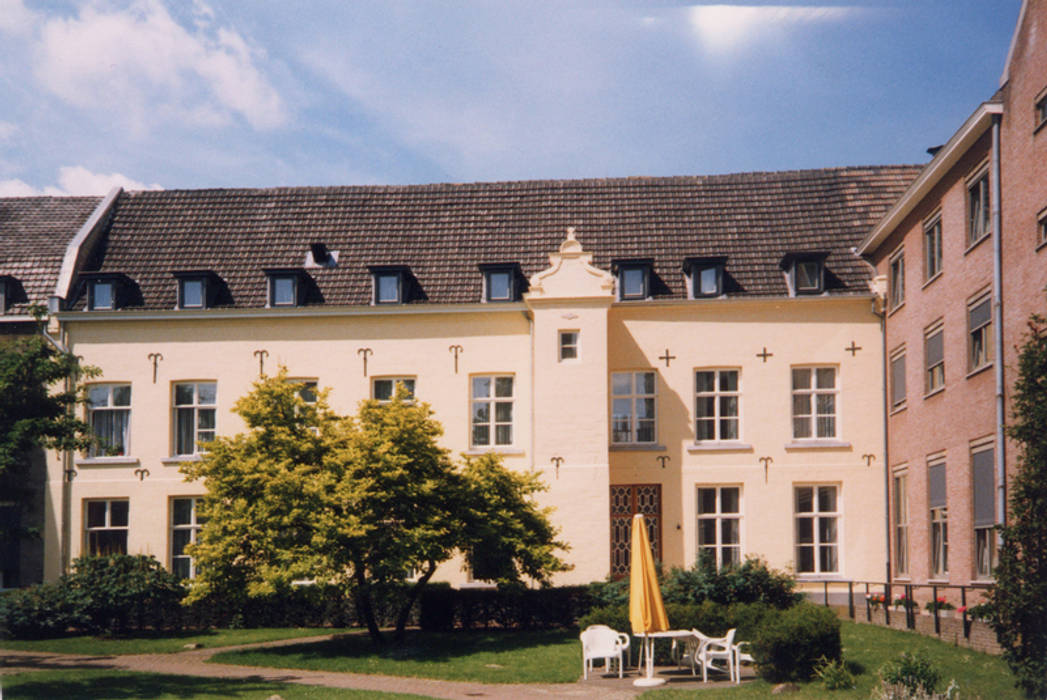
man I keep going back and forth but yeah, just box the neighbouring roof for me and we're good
[0,196,103,316]
[71,166,920,310]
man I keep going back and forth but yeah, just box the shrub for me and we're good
[876,652,944,698]
[418,583,456,631]
[815,656,855,690]
[0,584,82,639]
[577,604,630,636]
[63,554,186,635]
[750,603,841,682]
[661,557,800,608]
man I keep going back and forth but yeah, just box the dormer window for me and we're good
[614,260,652,301]
[479,264,521,302]
[0,278,7,314]
[89,280,115,310]
[80,273,132,311]
[686,257,726,298]
[180,278,205,308]
[781,252,827,296]
[367,266,411,305]
[264,269,307,308]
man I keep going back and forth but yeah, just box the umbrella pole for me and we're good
[633,636,665,687]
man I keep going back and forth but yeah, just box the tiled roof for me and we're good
[0,196,102,316]
[76,166,920,310]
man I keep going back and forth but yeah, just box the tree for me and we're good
[182,370,568,644]
[989,314,1047,698]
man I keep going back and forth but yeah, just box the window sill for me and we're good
[161,455,202,466]
[923,385,945,400]
[797,574,843,581]
[927,578,949,585]
[463,448,526,457]
[1034,118,1047,136]
[964,232,991,255]
[784,440,851,451]
[76,456,140,467]
[1036,238,1047,253]
[887,301,905,317]
[687,441,753,453]
[889,403,907,416]
[921,272,943,290]
[609,443,667,452]
[966,363,993,380]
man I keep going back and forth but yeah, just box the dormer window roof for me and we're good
[479,263,522,302]
[172,271,222,310]
[79,273,132,311]
[368,265,412,305]
[684,256,727,298]
[612,258,653,301]
[305,242,338,268]
[780,251,828,295]
[264,269,309,308]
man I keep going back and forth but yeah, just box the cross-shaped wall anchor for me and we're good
[133,468,150,481]
[757,347,774,363]
[862,454,876,466]
[147,352,163,383]
[448,344,464,374]
[357,347,373,376]
[550,456,564,479]
[759,456,773,482]
[659,349,676,367]
[845,341,863,356]
[656,455,670,469]
[253,349,268,376]
[64,469,77,482]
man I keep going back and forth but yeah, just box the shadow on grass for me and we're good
[3,671,285,700]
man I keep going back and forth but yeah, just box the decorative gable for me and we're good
[524,228,615,302]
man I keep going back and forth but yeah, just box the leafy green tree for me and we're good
[990,314,1047,698]
[182,370,568,644]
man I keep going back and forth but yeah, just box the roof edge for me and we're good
[1001,0,1028,87]
[857,102,1003,256]
[53,187,122,304]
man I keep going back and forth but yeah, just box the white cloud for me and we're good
[0,0,36,36]
[0,166,162,196]
[687,5,857,53]
[32,0,286,134]
[0,121,17,141]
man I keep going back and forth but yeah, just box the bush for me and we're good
[662,557,801,608]
[878,652,942,697]
[418,583,456,631]
[418,584,592,631]
[750,603,841,682]
[815,656,855,690]
[63,554,186,635]
[0,584,82,639]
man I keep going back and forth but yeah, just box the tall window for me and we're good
[171,497,203,579]
[924,216,942,280]
[174,382,216,456]
[795,485,839,574]
[968,294,993,372]
[889,349,906,409]
[611,371,656,443]
[373,377,415,401]
[483,267,516,302]
[88,280,115,310]
[88,384,131,457]
[925,323,945,394]
[972,446,996,578]
[888,248,904,310]
[697,486,741,569]
[967,171,991,246]
[695,369,739,441]
[373,271,403,304]
[618,265,649,301]
[269,275,298,307]
[179,278,206,309]
[893,472,909,576]
[1039,208,1047,247]
[791,367,837,439]
[471,375,513,447]
[85,499,128,555]
[928,458,948,578]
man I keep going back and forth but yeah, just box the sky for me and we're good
[0,0,1024,195]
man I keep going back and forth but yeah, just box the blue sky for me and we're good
[0,1,1022,194]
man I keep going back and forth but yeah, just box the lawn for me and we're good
[0,627,332,655]
[0,669,425,700]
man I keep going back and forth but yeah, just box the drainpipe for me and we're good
[991,115,1006,538]
[528,311,536,476]
[42,298,73,576]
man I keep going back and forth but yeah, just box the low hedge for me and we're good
[418,585,592,631]
[750,602,841,682]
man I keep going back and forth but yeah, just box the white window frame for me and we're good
[888,246,904,310]
[171,497,203,580]
[967,292,993,373]
[924,214,943,282]
[794,484,840,575]
[558,330,579,361]
[173,382,217,456]
[966,167,991,247]
[696,485,742,569]
[889,347,906,410]
[694,368,740,442]
[1038,207,1047,248]
[611,371,657,444]
[88,383,131,457]
[791,366,838,440]
[930,505,949,579]
[372,376,416,402]
[925,321,945,395]
[84,498,129,556]
[893,470,909,576]
[470,375,514,448]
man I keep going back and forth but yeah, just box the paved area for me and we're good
[1,634,751,698]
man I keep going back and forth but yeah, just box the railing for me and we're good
[806,580,993,640]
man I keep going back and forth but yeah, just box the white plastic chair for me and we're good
[580,624,630,679]
[692,628,736,682]
[733,639,754,683]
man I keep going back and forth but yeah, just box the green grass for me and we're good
[0,627,332,655]
[645,620,1022,699]
[212,628,581,684]
[0,669,425,700]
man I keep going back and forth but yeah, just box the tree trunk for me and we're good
[393,560,437,643]
[354,566,384,645]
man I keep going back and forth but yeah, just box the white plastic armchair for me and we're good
[733,639,754,683]
[692,627,736,682]
[580,624,630,679]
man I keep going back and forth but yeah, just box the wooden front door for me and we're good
[609,484,662,578]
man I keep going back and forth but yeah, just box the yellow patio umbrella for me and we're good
[629,513,668,686]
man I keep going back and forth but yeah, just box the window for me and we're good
[688,259,725,298]
[695,369,739,441]
[296,380,318,404]
[471,375,513,447]
[88,384,131,457]
[483,267,516,302]
[173,382,216,456]
[794,485,839,574]
[1036,92,1047,129]
[171,497,203,579]
[617,264,650,301]
[611,371,656,444]
[968,294,993,372]
[85,499,128,555]
[893,472,909,576]
[972,446,996,578]
[0,279,7,314]
[697,486,741,569]
[924,216,942,280]
[928,457,948,578]
[889,348,906,409]
[373,377,415,401]
[559,331,579,361]
[179,278,206,309]
[374,271,402,304]
[888,248,904,310]
[967,170,991,246]
[269,275,297,307]
[791,367,836,439]
[88,280,115,310]
[925,323,945,394]
[1039,208,1047,247]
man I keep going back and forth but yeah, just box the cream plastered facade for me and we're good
[43,232,887,587]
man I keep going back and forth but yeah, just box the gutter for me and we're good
[991,115,1007,538]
